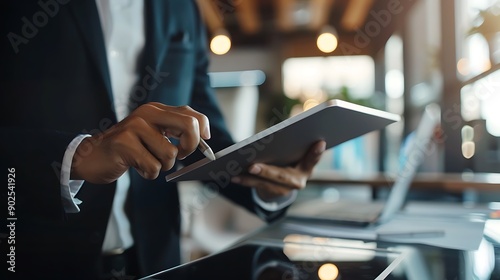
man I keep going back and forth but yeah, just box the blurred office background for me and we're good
[179,0,500,262]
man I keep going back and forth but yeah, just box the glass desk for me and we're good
[143,202,500,280]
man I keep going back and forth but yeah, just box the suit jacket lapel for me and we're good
[67,0,171,110]
[144,0,171,74]
[68,0,113,105]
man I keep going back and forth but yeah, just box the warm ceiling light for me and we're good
[210,29,231,55]
[303,99,320,111]
[317,26,338,53]
[318,263,339,280]
[457,58,470,76]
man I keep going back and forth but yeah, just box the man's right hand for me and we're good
[70,102,211,184]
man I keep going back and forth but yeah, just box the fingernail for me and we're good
[204,127,211,139]
[231,176,241,183]
[315,141,326,154]
[249,164,261,175]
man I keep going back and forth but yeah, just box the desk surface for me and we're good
[309,170,500,192]
[144,202,500,280]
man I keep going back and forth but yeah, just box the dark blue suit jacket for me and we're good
[0,1,282,278]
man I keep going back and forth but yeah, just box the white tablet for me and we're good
[166,99,400,182]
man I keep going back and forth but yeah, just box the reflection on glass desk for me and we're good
[143,241,404,280]
[143,202,500,280]
[143,229,500,279]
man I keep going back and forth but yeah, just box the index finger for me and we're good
[131,103,208,159]
[149,102,211,139]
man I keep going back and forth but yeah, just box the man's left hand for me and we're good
[230,140,326,201]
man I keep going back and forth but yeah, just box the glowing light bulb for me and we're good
[210,32,231,55]
[318,263,339,280]
[317,32,338,53]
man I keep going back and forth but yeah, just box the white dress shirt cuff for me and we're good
[252,189,297,212]
[60,134,91,213]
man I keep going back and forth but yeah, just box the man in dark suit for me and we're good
[0,0,325,279]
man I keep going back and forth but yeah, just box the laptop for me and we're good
[287,103,441,227]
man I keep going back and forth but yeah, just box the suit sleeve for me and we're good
[183,3,287,222]
[0,128,76,222]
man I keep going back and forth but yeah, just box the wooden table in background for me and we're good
[309,170,500,193]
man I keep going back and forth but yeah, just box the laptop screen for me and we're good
[377,103,441,224]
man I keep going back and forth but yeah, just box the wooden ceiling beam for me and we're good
[196,0,225,34]
[235,0,261,34]
[275,0,296,32]
[340,0,374,31]
[308,0,335,30]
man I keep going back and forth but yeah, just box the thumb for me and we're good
[296,140,326,173]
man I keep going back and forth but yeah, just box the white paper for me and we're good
[283,203,488,251]
[283,222,378,241]
[376,212,486,251]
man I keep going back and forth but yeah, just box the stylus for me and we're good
[198,138,216,161]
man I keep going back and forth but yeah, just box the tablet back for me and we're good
[166,99,400,183]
